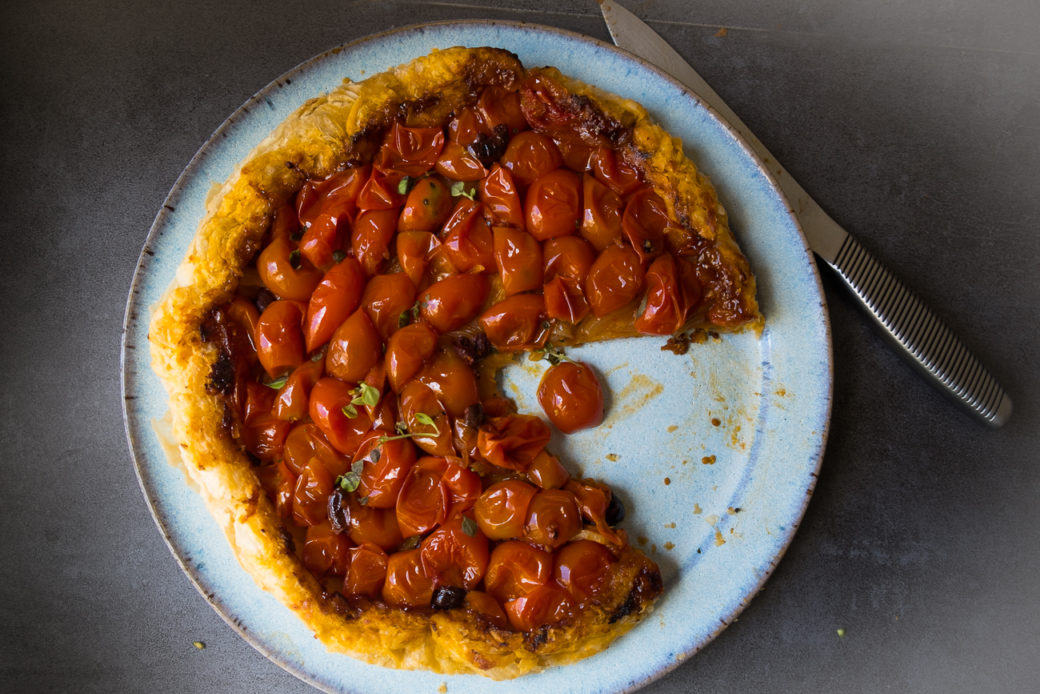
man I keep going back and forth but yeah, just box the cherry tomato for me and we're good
[537,361,604,434]
[348,499,405,551]
[302,522,350,577]
[361,273,418,340]
[478,165,524,228]
[503,584,574,631]
[585,244,645,317]
[225,297,260,354]
[676,255,704,318]
[591,147,642,195]
[447,108,483,147]
[255,300,306,378]
[555,138,596,172]
[272,356,324,422]
[385,323,439,393]
[476,86,527,135]
[396,457,450,537]
[525,169,581,241]
[500,131,563,187]
[478,294,548,351]
[398,381,453,457]
[257,234,323,301]
[420,516,490,590]
[477,414,552,471]
[464,591,509,630]
[240,413,291,462]
[357,167,406,211]
[635,253,686,335]
[296,165,369,230]
[553,540,616,604]
[543,235,595,283]
[309,377,373,455]
[474,480,539,541]
[523,489,582,550]
[351,208,397,276]
[356,432,417,509]
[304,256,365,352]
[565,479,624,547]
[493,226,543,296]
[542,275,589,324]
[416,350,480,418]
[325,309,382,384]
[242,380,275,425]
[396,231,451,288]
[441,199,495,272]
[343,543,388,598]
[526,450,570,490]
[441,461,482,518]
[580,173,624,251]
[622,187,669,262]
[292,456,334,526]
[435,141,487,181]
[256,461,295,520]
[283,422,349,478]
[398,176,454,232]
[418,273,490,333]
[484,541,553,603]
[377,123,446,177]
[382,548,436,609]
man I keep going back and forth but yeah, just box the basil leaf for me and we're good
[461,516,478,537]
[263,374,289,389]
[335,471,360,493]
[397,176,412,195]
[341,403,358,419]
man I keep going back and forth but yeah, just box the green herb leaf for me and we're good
[397,176,412,195]
[461,516,478,537]
[358,495,369,506]
[351,459,364,475]
[332,249,347,263]
[335,471,361,493]
[395,421,409,435]
[399,535,422,551]
[415,412,437,428]
[263,374,289,390]
[450,180,476,200]
[341,403,358,419]
[369,447,381,463]
[289,248,302,270]
[354,382,380,408]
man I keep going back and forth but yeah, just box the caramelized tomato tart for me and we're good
[149,46,760,679]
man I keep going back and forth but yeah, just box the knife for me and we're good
[599,0,1012,428]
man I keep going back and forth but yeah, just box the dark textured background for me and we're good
[2,1,1038,691]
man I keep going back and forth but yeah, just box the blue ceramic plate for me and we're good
[122,20,831,694]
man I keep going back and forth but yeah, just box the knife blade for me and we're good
[599,0,1012,428]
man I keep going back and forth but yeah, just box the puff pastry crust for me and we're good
[149,46,758,679]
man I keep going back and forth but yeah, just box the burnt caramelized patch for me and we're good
[520,71,630,149]
[608,564,664,624]
[206,351,235,396]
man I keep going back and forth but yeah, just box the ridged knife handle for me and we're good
[829,234,1012,426]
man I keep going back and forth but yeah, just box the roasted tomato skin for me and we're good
[385,323,439,393]
[537,361,604,433]
[308,377,373,455]
[418,273,490,333]
[500,130,563,187]
[254,300,306,378]
[257,232,323,301]
[484,540,553,603]
[635,253,686,335]
[382,548,436,609]
[474,480,539,541]
[525,168,581,241]
[585,244,645,317]
[325,308,382,384]
[420,516,490,590]
[361,273,417,340]
[553,539,617,604]
[304,257,364,352]
[493,226,543,296]
[478,294,548,351]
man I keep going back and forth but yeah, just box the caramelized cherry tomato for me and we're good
[257,234,323,302]
[225,297,260,353]
[398,381,453,457]
[396,231,450,287]
[352,208,397,275]
[240,413,291,462]
[479,165,524,228]
[442,461,482,518]
[543,275,590,324]
[543,235,595,283]
[441,199,495,273]
[361,273,417,340]
[565,479,624,547]
[591,147,642,195]
[385,323,439,393]
[416,350,479,418]
[255,300,306,378]
[447,108,484,147]
[356,166,406,211]
[272,357,324,421]
[523,488,582,550]
[343,543,388,598]
[382,548,435,609]
[325,309,382,384]
[435,141,487,181]
[304,257,365,352]
[493,227,543,296]
[622,187,669,262]
[477,414,552,471]
[464,591,509,630]
[500,131,563,187]
[420,517,490,590]
[478,294,548,351]
[537,361,604,434]
[348,500,405,551]
[296,166,368,230]
[283,422,349,478]
[377,123,445,177]
[676,255,704,318]
[419,273,490,333]
[302,522,350,577]
[553,539,616,604]
[503,584,574,631]
[292,456,335,526]
[257,461,295,520]
[525,168,581,241]
[635,253,686,335]
[484,541,553,602]
[398,177,454,232]
[474,480,539,540]
[585,244,645,317]
[580,173,624,251]
[526,450,570,489]
[476,86,526,135]
[555,139,596,172]
[355,431,417,509]
[309,377,373,455]
[396,457,450,538]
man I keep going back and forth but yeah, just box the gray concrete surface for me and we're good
[2,0,1038,692]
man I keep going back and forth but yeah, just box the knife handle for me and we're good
[827,234,1012,427]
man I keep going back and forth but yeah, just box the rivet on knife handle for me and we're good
[829,234,1012,427]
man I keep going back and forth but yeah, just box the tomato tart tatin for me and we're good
[149,47,760,678]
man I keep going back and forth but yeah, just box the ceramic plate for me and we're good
[122,20,831,694]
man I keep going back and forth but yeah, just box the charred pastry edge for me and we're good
[146,45,765,678]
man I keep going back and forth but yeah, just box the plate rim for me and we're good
[121,18,832,694]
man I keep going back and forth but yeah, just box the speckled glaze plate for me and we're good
[122,20,831,694]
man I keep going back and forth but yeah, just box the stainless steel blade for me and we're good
[599,0,1012,427]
